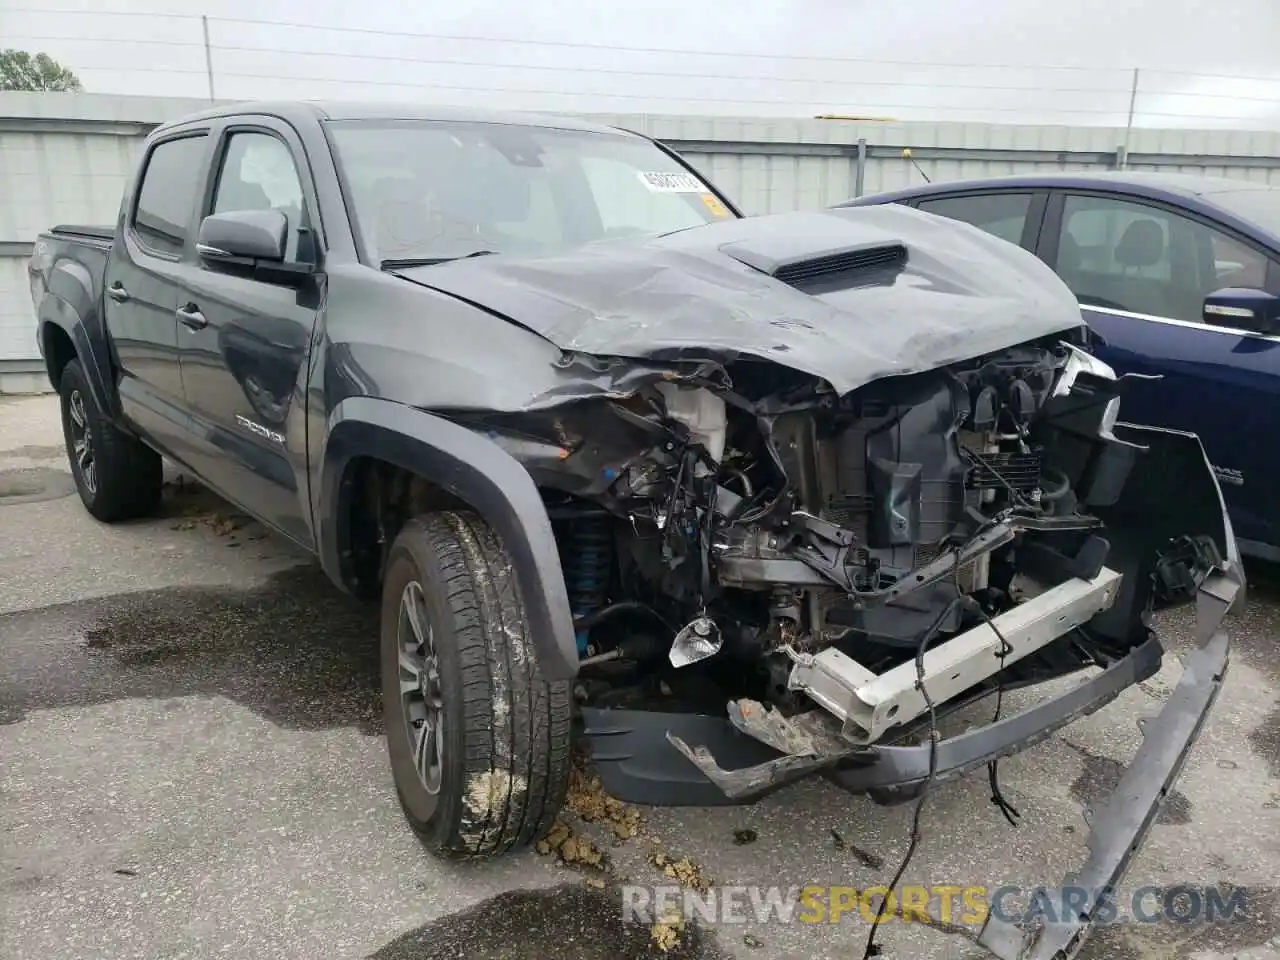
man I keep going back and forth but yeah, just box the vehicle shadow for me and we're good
[0,564,382,733]
[367,883,729,960]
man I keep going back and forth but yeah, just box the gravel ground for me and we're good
[1,392,1277,960]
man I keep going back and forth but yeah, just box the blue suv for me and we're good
[842,172,1280,559]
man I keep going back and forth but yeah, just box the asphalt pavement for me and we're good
[1,392,1278,960]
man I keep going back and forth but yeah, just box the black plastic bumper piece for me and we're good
[581,632,1164,809]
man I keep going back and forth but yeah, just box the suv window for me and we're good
[132,134,208,256]
[212,132,307,261]
[1057,193,1272,327]
[915,192,1033,247]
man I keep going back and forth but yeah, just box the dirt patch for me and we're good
[7,444,66,460]
[1248,700,1280,779]
[0,566,380,731]
[0,467,76,505]
[1080,884,1280,960]
[1067,741,1193,825]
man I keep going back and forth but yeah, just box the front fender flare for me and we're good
[319,396,579,680]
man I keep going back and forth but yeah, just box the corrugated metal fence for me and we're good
[5,92,1280,390]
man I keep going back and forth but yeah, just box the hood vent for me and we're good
[772,243,908,288]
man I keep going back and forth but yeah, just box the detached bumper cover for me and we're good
[976,570,1236,960]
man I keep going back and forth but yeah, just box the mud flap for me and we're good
[975,572,1237,960]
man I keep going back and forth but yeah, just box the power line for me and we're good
[14,7,1280,87]
[14,34,205,49]
[109,68,1134,116]
[31,58,1275,123]
[7,7,1135,75]
[6,6,201,19]
[12,7,1280,87]
[199,43,1135,97]
[23,37,1280,114]
[5,34,1139,98]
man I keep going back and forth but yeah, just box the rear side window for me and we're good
[916,192,1034,247]
[132,134,208,256]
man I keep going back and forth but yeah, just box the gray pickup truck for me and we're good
[29,100,1245,960]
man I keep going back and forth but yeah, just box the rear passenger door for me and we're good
[172,118,322,548]
[912,190,1046,252]
[107,129,211,456]
[1040,190,1280,550]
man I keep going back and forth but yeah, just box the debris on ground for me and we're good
[583,875,606,890]
[565,766,644,841]
[733,827,758,845]
[648,849,709,891]
[170,509,249,537]
[831,827,885,869]
[535,820,605,869]
[743,933,763,948]
[650,907,685,953]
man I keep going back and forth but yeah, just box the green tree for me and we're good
[0,50,83,92]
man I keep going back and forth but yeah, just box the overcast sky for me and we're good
[6,0,1280,128]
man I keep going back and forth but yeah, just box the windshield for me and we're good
[325,119,735,265]
[1209,187,1280,237]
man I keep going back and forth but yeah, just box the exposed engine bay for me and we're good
[457,330,1226,763]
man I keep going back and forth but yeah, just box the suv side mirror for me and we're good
[198,209,287,262]
[1203,287,1280,333]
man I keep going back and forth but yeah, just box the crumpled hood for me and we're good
[391,204,1084,395]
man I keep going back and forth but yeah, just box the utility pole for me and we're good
[1119,67,1140,170]
[202,15,216,102]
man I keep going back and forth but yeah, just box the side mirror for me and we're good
[1203,287,1280,333]
[197,209,287,262]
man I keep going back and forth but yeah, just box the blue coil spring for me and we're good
[563,516,613,656]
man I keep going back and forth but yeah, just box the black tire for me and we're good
[58,359,163,522]
[381,511,573,860]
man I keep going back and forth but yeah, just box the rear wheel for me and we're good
[58,359,162,522]
[380,511,573,859]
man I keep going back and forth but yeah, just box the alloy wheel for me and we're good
[397,580,444,794]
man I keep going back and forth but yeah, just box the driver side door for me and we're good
[171,119,322,548]
[1040,189,1280,552]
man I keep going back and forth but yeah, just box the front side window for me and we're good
[915,192,1033,247]
[325,119,735,266]
[1057,193,1272,327]
[132,134,208,256]
[211,132,307,261]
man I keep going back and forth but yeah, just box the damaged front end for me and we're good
[466,328,1241,960]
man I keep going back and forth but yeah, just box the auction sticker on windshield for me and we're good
[638,171,710,193]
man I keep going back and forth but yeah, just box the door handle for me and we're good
[106,283,130,303]
[176,304,208,331]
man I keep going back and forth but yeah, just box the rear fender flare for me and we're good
[37,312,115,419]
[319,396,579,680]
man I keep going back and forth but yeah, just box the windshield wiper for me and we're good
[379,250,499,271]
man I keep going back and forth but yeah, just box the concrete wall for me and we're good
[5,92,1280,391]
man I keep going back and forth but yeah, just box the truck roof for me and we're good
[153,100,637,138]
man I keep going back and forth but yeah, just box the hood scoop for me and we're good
[720,238,908,291]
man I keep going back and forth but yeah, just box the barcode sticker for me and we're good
[638,171,709,193]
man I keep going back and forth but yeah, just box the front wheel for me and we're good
[380,511,573,859]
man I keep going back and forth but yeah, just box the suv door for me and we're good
[107,130,211,456]
[173,118,323,548]
[1041,189,1280,552]
[912,190,1046,251]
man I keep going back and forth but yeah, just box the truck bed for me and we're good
[49,224,114,249]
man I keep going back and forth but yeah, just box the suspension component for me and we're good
[560,514,614,657]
